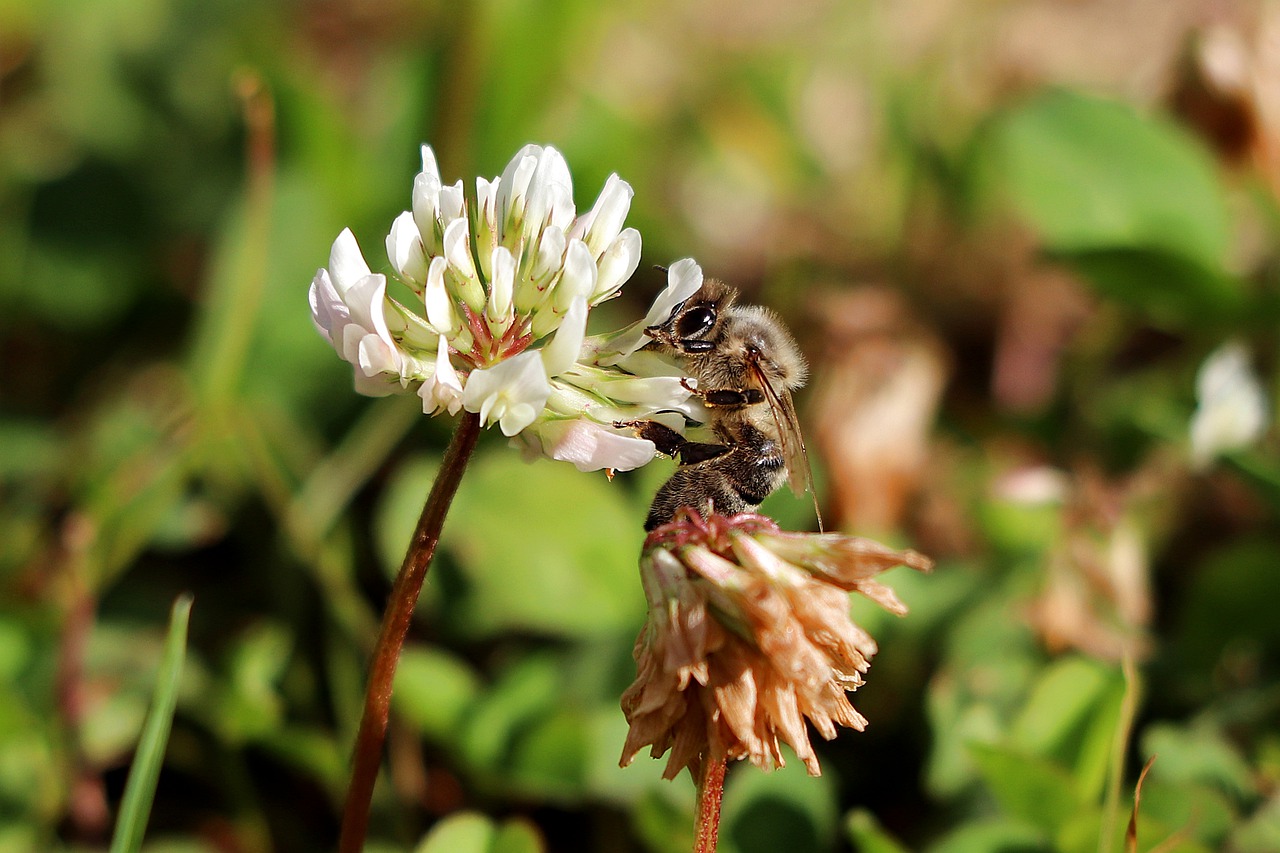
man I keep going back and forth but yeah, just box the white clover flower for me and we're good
[1190,341,1269,469]
[309,143,704,471]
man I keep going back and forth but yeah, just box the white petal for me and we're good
[424,256,456,334]
[497,149,539,229]
[500,402,539,437]
[328,229,373,296]
[443,217,477,280]
[487,246,515,321]
[597,375,691,407]
[596,258,703,364]
[342,273,394,349]
[341,322,366,365]
[309,269,348,344]
[1198,342,1253,401]
[530,419,657,472]
[541,296,587,378]
[419,335,465,415]
[420,144,441,183]
[462,351,551,434]
[412,172,443,247]
[477,175,500,236]
[357,332,399,377]
[591,227,641,303]
[386,211,427,284]
[439,180,465,224]
[546,182,576,231]
[571,174,633,257]
[532,226,567,282]
[554,239,597,311]
[533,146,572,203]
[644,258,703,327]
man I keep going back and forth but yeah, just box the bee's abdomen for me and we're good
[644,426,787,530]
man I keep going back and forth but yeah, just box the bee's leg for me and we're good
[677,441,731,464]
[614,419,687,457]
[679,378,765,408]
[703,388,765,407]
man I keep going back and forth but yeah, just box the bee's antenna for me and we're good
[653,264,669,273]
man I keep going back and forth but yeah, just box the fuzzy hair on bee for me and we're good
[621,278,819,530]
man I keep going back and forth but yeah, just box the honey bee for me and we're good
[624,278,820,530]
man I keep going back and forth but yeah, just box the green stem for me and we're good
[338,412,482,853]
[694,757,727,853]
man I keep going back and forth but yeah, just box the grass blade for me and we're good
[109,594,194,853]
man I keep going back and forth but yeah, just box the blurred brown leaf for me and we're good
[808,287,947,535]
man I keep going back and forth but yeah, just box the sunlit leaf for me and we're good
[437,452,646,639]
[981,88,1240,325]
[413,812,545,853]
[988,89,1229,266]
[1009,656,1124,801]
[968,742,1080,832]
[393,645,483,741]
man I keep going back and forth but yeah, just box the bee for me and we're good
[624,278,820,531]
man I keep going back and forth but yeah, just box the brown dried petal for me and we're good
[621,512,929,780]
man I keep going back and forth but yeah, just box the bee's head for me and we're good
[645,279,737,355]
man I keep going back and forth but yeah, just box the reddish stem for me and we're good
[338,411,482,853]
[694,757,727,853]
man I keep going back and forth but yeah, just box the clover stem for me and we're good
[694,756,727,853]
[339,411,482,853]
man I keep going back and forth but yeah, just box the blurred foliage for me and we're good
[4,0,1280,851]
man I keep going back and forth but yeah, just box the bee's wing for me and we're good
[749,361,822,529]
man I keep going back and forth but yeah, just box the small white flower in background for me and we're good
[309,143,704,471]
[1190,341,1268,469]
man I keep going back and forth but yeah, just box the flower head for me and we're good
[309,143,705,471]
[1189,341,1268,469]
[619,510,932,780]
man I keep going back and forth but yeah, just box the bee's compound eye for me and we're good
[676,306,716,341]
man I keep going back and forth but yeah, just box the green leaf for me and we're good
[392,645,483,741]
[414,813,495,853]
[490,819,545,853]
[457,654,563,774]
[1064,247,1242,326]
[584,706,672,805]
[212,621,291,743]
[845,808,910,853]
[1136,778,1236,848]
[1009,656,1124,801]
[507,707,591,799]
[968,742,1081,832]
[631,785,696,853]
[413,812,546,853]
[925,817,1049,853]
[109,594,193,853]
[1231,794,1280,853]
[978,89,1242,326]
[1141,723,1256,804]
[0,619,31,681]
[720,758,838,853]
[989,89,1229,267]
[441,452,647,639]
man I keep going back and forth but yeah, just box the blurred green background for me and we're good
[4,0,1280,851]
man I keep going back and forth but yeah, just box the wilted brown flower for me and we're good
[619,510,931,780]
